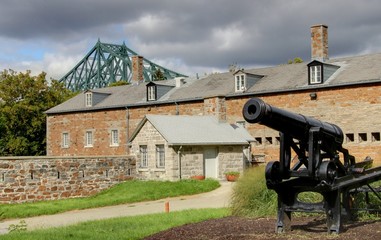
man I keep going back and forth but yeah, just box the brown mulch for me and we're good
[144,216,381,240]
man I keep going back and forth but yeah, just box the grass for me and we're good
[1,208,229,240]
[230,165,277,217]
[230,165,381,221]
[0,179,220,220]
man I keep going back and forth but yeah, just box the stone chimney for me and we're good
[175,77,185,88]
[131,55,144,83]
[311,24,328,61]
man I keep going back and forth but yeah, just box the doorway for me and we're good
[204,147,218,178]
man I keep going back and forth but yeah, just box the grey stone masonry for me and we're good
[0,156,136,203]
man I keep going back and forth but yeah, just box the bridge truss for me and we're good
[59,40,187,91]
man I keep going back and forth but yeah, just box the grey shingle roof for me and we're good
[46,53,381,114]
[129,115,254,145]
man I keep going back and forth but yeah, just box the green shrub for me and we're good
[351,180,381,220]
[230,165,277,217]
[224,171,240,176]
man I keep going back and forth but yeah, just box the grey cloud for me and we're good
[0,0,381,77]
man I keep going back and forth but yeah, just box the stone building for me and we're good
[46,24,381,177]
[129,115,253,180]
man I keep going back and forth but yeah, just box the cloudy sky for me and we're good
[0,0,381,80]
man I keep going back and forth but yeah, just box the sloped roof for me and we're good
[129,115,254,145]
[46,52,381,114]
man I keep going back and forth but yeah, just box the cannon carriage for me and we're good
[243,98,381,234]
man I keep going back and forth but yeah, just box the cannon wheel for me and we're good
[265,161,281,184]
[318,161,338,183]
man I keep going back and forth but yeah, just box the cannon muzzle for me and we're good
[242,98,344,147]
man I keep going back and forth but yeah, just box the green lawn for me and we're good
[0,179,220,220]
[2,208,229,240]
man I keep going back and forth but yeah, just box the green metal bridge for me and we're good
[59,40,187,91]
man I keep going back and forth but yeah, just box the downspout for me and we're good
[178,146,183,180]
[125,107,130,154]
[175,102,179,115]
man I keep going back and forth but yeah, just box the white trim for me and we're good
[156,144,165,168]
[140,145,148,167]
[147,86,156,101]
[85,92,93,107]
[235,74,246,92]
[110,129,119,146]
[310,65,322,84]
[62,132,69,148]
[85,130,93,147]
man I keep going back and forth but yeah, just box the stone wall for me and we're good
[0,156,135,203]
[218,145,248,174]
[47,109,128,156]
[179,145,247,179]
[204,97,227,122]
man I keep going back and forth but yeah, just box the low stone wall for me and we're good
[0,156,135,203]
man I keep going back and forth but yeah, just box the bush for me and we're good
[230,166,277,217]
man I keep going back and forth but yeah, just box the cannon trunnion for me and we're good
[243,98,381,234]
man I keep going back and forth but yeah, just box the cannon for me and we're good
[243,98,381,234]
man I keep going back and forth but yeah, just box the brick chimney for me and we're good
[131,55,144,83]
[311,24,328,61]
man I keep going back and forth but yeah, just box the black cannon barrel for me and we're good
[242,98,344,146]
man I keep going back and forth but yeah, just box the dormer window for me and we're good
[233,70,263,93]
[146,81,175,101]
[310,65,322,84]
[85,92,93,107]
[235,74,246,92]
[147,85,156,101]
[308,60,340,85]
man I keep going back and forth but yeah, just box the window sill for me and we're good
[138,168,149,172]
[84,145,93,148]
[154,168,166,172]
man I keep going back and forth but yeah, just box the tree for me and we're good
[0,70,75,156]
[287,57,304,64]
[152,69,166,81]
[108,80,129,87]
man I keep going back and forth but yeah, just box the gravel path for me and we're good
[0,181,233,234]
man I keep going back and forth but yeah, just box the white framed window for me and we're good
[156,145,165,168]
[62,132,69,148]
[85,131,93,147]
[140,145,148,167]
[235,74,246,92]
[310,65,322,84]
[147,86,156,101]
[110,129,119,146]
[85,92,93,107]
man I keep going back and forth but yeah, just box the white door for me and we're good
[204,147,218,178]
